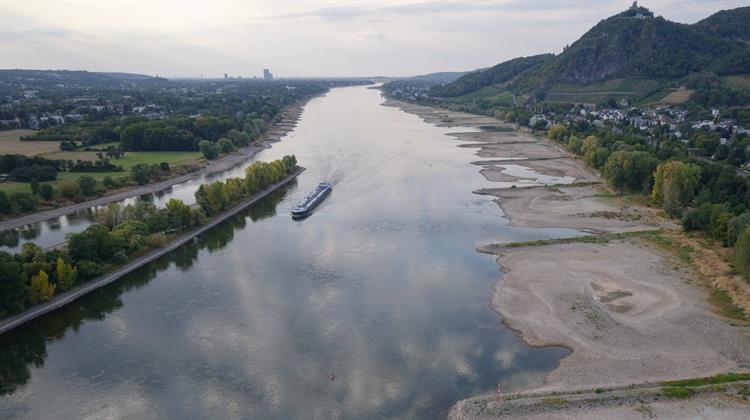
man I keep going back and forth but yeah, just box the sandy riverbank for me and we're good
[383,98,750,419]
[0,102,307,232]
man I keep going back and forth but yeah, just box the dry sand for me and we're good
[383,97,750,419]
[478,159,599,184]
[476,184,657,234]
[490,239,750,391]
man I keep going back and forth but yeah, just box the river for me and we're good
[0,86,573,419]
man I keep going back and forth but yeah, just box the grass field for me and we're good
[0,151,203,194]
[545,78,661,103]
[38,150,202,171]
[722,74,750,91]
[0,129,60,156]
[452,86,519,106]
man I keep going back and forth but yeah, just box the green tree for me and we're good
[546,124,567,142]
[727,211,750,246]
[217,138,236,154]
[0,191,12,213]
[77,176,98,196]
[603,150,658,192]
[28,271,55,304]
[281,155,297,172]
[102,176,116,189]
[652,161,701,217]
[165,198,196,231]
[30,179,40,195]
[10,192,36,213]
[735,226,750,281]
[55,257,77,291]
[38,184,55,201]
[198,140,220,160]
[67,224,125,263]
[131,163,151,185]
[58,180,82,200]
[0,252,27,316]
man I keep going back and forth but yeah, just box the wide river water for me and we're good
[0,86,573,419]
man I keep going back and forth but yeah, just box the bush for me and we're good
[727,212,750,246]
[217,138,236,153]
[102,176,116,189]
[131,163,151,185]
[38,184,55,201]
[199,140,220,160]
[111,251,128,264]
[58,180,83,200]
[159,162,170,173]
[603,150,658,192]
[75,260,103,280]
[10,192,37,213]
[9,164,57,182]
[0,191,12,214]
[77,176,98,196]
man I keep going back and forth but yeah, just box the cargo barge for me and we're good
[292,182,332,218]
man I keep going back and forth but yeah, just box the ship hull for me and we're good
[291,185,331,218]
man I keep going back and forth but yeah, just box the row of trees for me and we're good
[548,123,750,282]
[0,160,179,216]
[0,156,297,317]
[195,155,297,215]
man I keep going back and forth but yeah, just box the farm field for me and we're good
[38,150,203,170]
[0,151,203,193]
[453,86,518,106]
[0,130,60,156]
[722,74,750,91]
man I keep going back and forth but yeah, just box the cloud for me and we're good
[1,0,749,77]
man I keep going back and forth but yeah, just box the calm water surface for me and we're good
[0,86,573,419]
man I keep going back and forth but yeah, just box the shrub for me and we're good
[77,176,98,196]
[58,180,83,200]
[217,138,236,153]
[75,260,103,280]
[9,164,57,182]
[0,191,12,213]
[102,176,116,189]
[38,184,55,201]
[10,192,37,213]
[111,251,128,264]
[131,163,151,185]
[199,140,220,160]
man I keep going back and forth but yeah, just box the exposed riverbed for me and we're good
[0,86,578,419]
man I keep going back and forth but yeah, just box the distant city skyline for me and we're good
[1,0,748,78]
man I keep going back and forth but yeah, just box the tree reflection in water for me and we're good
[0,182,293,395]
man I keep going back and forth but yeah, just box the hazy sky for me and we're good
[1,0,747,78]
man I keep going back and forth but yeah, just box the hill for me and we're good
[0,69,163,88]
[429,54,551,98]
[427,4,750,103]
[695,6,750,42]
[397,71,468,84]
